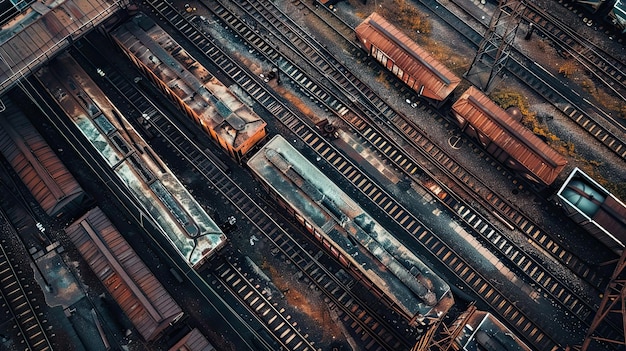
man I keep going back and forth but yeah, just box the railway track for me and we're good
[204,0,613,337]
[209,255,318,351]
[214,0,608,297]
[522,1,626,105]
[0,208,53,351]
[142,1,565,349]
[71,28,414,350]
[417,0,626,162]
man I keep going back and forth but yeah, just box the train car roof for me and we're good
[457,309,532,351]
[452,86,567,185]
[0,98,85,217]
[111,14,266,153]
[65,207,183,341]
[248,135,453,323]
[38,53,227,267]
[0,0,124,95]
[355,12,461,101]
[557,167,626,251]
[168,328,216,351]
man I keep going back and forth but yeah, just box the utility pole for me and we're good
[465,0,526,92]
[581,251,626,350]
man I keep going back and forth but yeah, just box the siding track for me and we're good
[143,1,564,349]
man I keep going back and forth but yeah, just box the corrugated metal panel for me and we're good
[65,208,183,341]
[355,12,460,101]
[451,86,567,185]
[168,328,216,351]
[0,0,126,94]
[110,14,266,159]
[0,98,85,216]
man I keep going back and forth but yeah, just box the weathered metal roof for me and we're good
[38,53,227,267]
[557,168,626,254]
[457,309,532,351]
[355,12,461,101]
[0,97,85,217]
[169,328,216,351]
[111,13,266,155]
[248,135,453,325]
[65,207,183,341]
[452,86,567,185]
[0,0,125,95]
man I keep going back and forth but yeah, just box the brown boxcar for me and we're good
[65,208,183,341]
[111,13,267,163]
[355,12,461,104]
[451,86,567,186]
[168,328,216,351]
[0,98,86,217]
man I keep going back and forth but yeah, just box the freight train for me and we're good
[355,12,568,187]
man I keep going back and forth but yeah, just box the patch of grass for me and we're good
[558,60,578,78]
[375,71,390,87]
[419,37,470,75]
[580,77,626,120]
[381,0,431,34]
[490,89,624,199]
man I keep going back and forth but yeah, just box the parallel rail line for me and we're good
[232,0,609,297]
[205,0,612,339]
[145,1,562,349]
[73,22,412,350]
[523,1,626,106]
[209,256,318,351]
[422,0,626,161]
[0,208,53,351]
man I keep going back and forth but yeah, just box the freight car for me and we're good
[356,13,567,187]
[355,12,461,107]
[65,207,184,342]
[0,97,87,218]
[608,0,626,33]
[556,167,626,255]
[37,53,227,268]
[573,0,626,34]
[451,86,567,186]
[111,13,267,163]
[248,135,454,326]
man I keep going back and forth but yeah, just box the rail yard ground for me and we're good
[1,0,625,350]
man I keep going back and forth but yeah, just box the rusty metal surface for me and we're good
[0,0,126,94]
[0,98,85,216]
[355,12,461,101]
[168,328,216,351]
[65,207,183,341]
[111,14,266,159]
[451,86,567,186]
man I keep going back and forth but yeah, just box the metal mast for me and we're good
[412,303,477,351]
[581,251,626,350]
[465,0,526,92]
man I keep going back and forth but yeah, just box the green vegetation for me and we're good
[490,89,625,200]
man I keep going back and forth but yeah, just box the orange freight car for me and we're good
[451,86,567,186]
[355,12,461,106]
